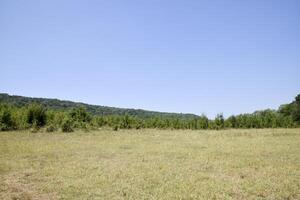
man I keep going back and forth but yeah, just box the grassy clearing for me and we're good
[0,129,300,199]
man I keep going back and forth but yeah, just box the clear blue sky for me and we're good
[1,0,299,118]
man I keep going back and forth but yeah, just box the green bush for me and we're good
[70,107,91,125]
[27,103,47,127]
[0,93,300,131]
[120,115,132,129]
[214,113,225,130]
[61,118,73,132]
[0,105,15,131]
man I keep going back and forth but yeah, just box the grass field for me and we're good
[1,129,300,200]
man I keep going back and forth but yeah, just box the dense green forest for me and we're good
[0,93,299,132]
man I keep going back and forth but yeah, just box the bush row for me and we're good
[0,98,299,132]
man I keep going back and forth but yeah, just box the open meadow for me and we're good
[1,129,300,200]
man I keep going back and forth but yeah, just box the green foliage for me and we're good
[120,115,133,129]
[215,113,225,130]
[27,103,47,127]
[279,94,300,125]
[93,116,106,127]
[0,94,299,132]
[0,93,198,120]
[0,104,15,131]
[227,116,237,128]
[293,94,300,123]
[135,119,145,130]
[70,107,91,123]
[69,107,92,130]
[198,115,209,129]
[61,117,73,132]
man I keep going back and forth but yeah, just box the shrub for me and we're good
[93,116,106,127]
[135,120,144,130]
[81,123,90,132]
[113,125,119,131]
[215,113,225,130]
[69,107,91,125]
[136,124,141,130]
[30,121,39,133]
[46,124,57,132]
[61,118,73,132]
[27,103,47,127]
[0,107,15,131]
[120,115,132,129]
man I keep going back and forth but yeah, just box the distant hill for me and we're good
[0,93,198,119]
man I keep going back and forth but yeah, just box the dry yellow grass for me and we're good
[1,129,300,199]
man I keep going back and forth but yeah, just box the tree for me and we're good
[198,115,209,129]
[293,94,300,124]
[227,115,237,128]
[215,113,225,129]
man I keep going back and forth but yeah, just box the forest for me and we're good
[0,93,299,132]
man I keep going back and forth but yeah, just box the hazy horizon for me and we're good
[1,0,299,118]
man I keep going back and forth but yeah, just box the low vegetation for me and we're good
[1,129,299,199]
[0,94,299,132]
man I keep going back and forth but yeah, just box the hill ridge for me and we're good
[0,93,198,119]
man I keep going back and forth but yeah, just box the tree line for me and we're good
[0,94,299,132]
[0,93,197,119]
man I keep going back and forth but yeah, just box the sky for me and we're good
[1,0,299,118]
